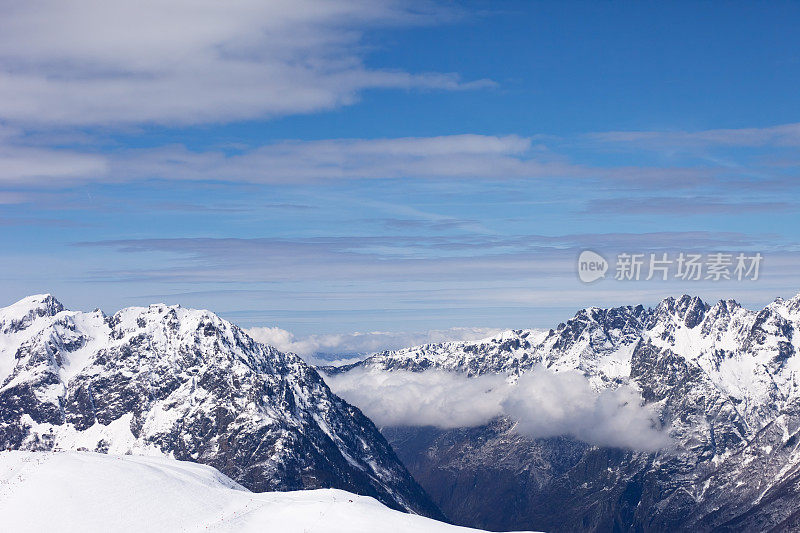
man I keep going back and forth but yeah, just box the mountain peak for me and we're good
[786,292,800,308]
[653,294,708,328]
[4,293,63,312]
[0,293,65,334]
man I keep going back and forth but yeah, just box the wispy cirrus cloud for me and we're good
[112,135,564,183]
[67,231,798,326]
[0,134,575,185]
[0,131,743,189]
[71,231,773,288]
[589,122,800,148]
[583,196,797,215]
[8,126,798,190]
[76,230,766,261]
[0,0,490,127]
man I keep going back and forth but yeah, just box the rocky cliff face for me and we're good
[0,294,442,520]
[330,293,800,532]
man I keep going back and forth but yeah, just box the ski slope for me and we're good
[0,451,531,533]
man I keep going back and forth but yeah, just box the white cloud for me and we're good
[1,129,756,188]
[247,326,504,359]
[325,367,671,451]
[326,369,509,428]
[113,135,555,183]
[590,123,800,148]
[0,0,489,127]
[0,144,107,184]
[0,133,580,185]
[504,371,672,451]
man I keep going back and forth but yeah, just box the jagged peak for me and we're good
[112,302,214,321]
[0,294,66,334]
[0,295,290,363]
[20,293,53,301]
[786,292,800,308]
[700,298,743,320]
[652,294,708,327]
[562,304,648,331]
[673,294,708,308]
[101,303,300,368]
[107,303,238,339]
[766,292,800,318]
[2,293,64,314]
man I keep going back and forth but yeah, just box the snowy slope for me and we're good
[0,451,525,533]
[0,295,441,518]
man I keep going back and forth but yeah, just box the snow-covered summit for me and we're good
[0,293,64,335]
[0,295,441,518]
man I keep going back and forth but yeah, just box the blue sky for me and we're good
[1,1,799,355]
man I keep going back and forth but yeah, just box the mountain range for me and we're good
[6,292,800,531]
[327,293,800,532]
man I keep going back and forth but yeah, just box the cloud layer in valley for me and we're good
[325,367,671,451]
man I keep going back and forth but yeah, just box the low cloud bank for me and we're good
[328,370,509,428]
[505,371,671,451]
[247,326,504,361]
[325,367,671,452]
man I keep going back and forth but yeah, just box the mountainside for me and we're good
[328,293,800,532]
[0,294,442,519]
[0,451,514,533]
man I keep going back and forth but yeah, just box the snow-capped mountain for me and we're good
[328,293,800,532]
[332,328,551,377]
[0,294,441,519]
[0,451,516,533]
